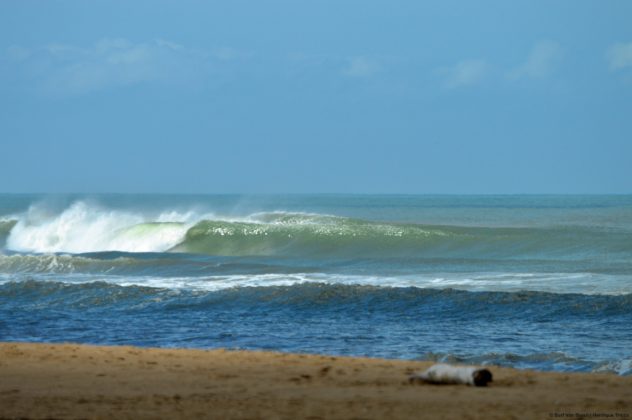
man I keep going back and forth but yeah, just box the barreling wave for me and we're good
[3,201,632,261]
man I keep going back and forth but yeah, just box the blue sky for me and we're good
[1,0,631,194]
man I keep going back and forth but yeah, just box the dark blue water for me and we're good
[1,194,631,374]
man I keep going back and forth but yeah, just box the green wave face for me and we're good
[114,221,185,237]
[173,215,451,257]
[171,213,632,260]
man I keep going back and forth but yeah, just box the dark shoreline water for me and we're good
[1,280,630,374]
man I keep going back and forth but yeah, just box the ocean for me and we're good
[1,194,631,375]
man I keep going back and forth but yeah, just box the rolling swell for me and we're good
[2,280,631,316]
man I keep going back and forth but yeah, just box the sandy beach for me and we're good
[0,343,630,419]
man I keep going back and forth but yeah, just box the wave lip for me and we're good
[0,219,17,234]
[0,219,17,248]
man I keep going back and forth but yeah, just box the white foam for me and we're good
[3,268,628,295]
[6,201,192,253]
[594,358,632,375]
[3,201,351,254]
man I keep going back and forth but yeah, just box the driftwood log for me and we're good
[409,363,493,387]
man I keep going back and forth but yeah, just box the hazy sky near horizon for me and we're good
[1,1,631,194]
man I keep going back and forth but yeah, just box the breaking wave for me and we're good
[5,201,192,253]
[3,201,631,261]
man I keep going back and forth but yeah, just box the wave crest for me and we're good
[3,201,631,261]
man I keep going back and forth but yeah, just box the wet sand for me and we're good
[1,342,630,419]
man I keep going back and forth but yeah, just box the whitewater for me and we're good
[1,194,631,374]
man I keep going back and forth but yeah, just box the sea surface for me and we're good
[1,194,631,375]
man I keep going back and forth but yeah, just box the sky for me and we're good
[1,0,631,194]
